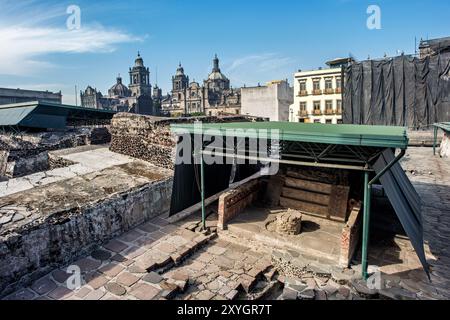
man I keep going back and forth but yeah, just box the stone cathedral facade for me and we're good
[161,55,241,116]
[80,53,157,115]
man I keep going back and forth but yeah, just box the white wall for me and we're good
[241,81,293,121]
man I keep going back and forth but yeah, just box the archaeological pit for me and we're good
[1,113,447,301]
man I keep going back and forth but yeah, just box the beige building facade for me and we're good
[290,65,343,124]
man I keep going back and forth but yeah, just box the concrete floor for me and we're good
[227,206,343,265]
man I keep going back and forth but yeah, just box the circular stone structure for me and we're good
[276,209,303,235]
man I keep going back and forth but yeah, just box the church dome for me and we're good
[207,54,228,81]
[109,75,130,97]
[176,63,185,76]
[208,71,228,81]
[135,52,144,67]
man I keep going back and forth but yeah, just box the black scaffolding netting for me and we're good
[343,52,450,129]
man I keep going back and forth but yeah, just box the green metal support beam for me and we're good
[434,125,438,156]
[200,151,206,231]
[361,171,371,280]
[369,149,406,185]
[361,149,406,280]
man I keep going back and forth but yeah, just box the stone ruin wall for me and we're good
[109,113,265,169]
[0,178,172,298]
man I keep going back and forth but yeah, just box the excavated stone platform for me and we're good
[0,146,173,297]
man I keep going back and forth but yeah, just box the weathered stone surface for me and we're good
[103,240,128,253]
[196,290,215,300]
[225,289,239,300]
[52,269,70,284]
[282,287,298,300]
[276,209,302,235]
[116,272,140,287]
[332,267,358,283]
[12,213,25,223]
[75,287,92,298]
[5,288,36,300]
[105,283,127,296]
[74,258,102,273]
[314,289,327,300]
[91,249,112,261]
[0,214,13,224]
[85,272,109,290]
[142,272,164,284]
[322,279,340,296]
[350,279,378,296]
[130,283,160,300]
[84,289,105,300]
[379,287,417,300]
[30,277,57,295]
[298,288,315,300]
[99,263,124,278]
[47,286,73,300]
[239,274,257,293]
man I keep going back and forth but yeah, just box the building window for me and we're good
[298,102,307,117]
[336,100,342,114]
[326,119,332,124]
[337,119,343,124]
[313,101,321,115]
[299,118,305,123]
[313,101,321,111]
[299,81,306,91]
[314,119,321,123]
[336,77,342,93]
[325,100,333,114]
[313,80,320,91]
[325,78,332,90]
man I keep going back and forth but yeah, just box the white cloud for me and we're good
[0,1,142,76]
[225,53,295,87]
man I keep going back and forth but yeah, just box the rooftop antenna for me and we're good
[155,66,158,86]
[75,85,78,106]
[415,36,417,56]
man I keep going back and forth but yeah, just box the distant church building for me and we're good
[161,55,241,116]
[81,53,158,115]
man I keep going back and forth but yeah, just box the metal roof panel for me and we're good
[171,122,408,149]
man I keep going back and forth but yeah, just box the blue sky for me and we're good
[0,0,449,104]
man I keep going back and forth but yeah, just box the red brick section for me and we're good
[339,201,362,267]
[218,179,260,230]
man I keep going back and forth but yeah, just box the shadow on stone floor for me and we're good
[301,221,321,233]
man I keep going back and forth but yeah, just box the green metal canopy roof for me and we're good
[0,101,116,129]
[434,122,450,132]
[170,122,409,149]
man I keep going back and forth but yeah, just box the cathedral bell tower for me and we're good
[128,52,152,97]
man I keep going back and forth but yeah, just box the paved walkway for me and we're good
[3,213,276,301]
[401,147,450,298]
